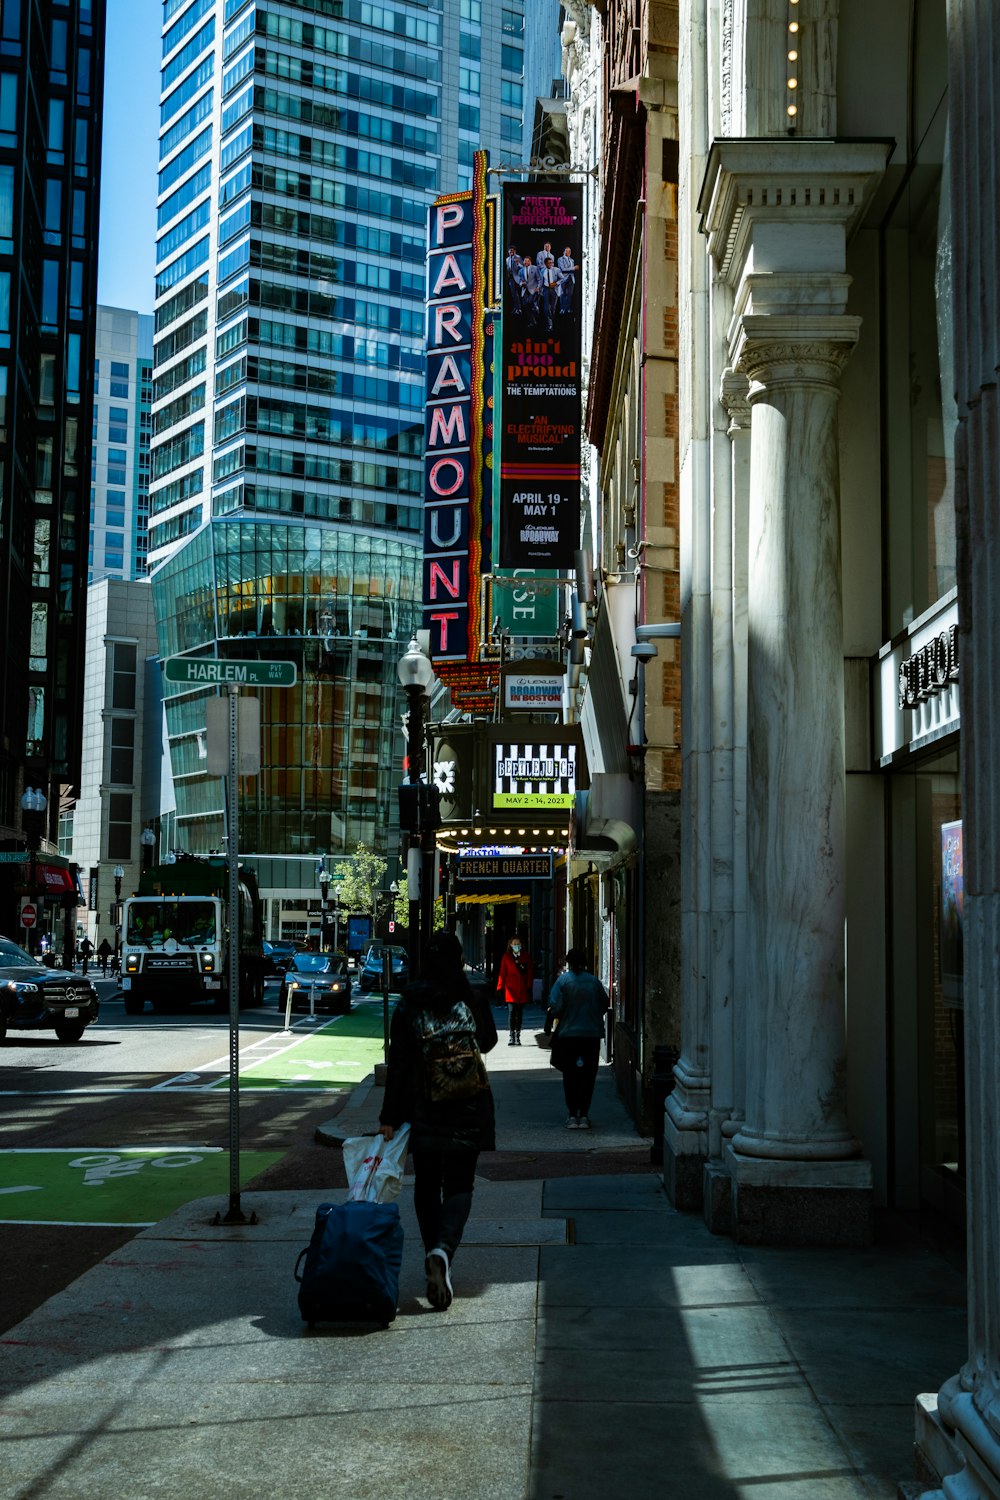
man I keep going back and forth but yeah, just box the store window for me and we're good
[890,748,963,1217]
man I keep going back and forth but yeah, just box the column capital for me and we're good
[719,367,751,433]
[733,314,861,397]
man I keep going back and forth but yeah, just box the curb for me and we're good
[314,1068,382,1147]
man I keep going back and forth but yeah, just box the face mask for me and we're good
[512,944,521,955]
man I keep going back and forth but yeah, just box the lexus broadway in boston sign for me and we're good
[499,183,583,570]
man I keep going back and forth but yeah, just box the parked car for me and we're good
[262,939,301,977]
[357,943,408,993]
[279,952,352,1014]
[0,937,100,1043]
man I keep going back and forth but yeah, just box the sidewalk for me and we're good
[0,1002,966,1499]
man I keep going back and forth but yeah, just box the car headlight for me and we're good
[125,955,140,973]
[288,980,299,990]
[200,953,215,972]
[5,980,39,995]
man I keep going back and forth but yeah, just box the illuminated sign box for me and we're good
[493,742,577,810]
[456,853,553,882]
[504,673,564,710]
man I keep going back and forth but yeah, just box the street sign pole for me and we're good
[223,683,245,1225]
[166,653,288,1228]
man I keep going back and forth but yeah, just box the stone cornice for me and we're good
[697,138,893,284]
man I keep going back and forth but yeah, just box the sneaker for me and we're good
[578,1115,592,1130]
[565,1115,580,1129]
[508,1035,516,1046]
[425,1248,453,1310]
[514,1034,521,1045]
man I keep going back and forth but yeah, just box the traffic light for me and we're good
[398,781,442,832]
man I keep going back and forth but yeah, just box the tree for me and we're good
[332,843,386,920]
[392,886,445,932]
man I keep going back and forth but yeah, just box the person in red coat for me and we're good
[496,935,534,1045]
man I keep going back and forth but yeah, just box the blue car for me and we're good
[357,944,408,993]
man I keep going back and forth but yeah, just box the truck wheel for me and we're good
[123,993,144,1016]
[54,1018,86,1043]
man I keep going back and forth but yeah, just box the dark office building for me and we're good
[0,0,106,857]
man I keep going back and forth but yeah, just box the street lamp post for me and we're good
[140,827,156,870]
[113,865,124,966]
[319,868,330,953]
[19,787,47,957]
[397,638,435,982]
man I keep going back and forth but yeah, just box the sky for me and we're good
[96,0,162,315]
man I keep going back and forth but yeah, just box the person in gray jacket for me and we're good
[548,949,610,1129]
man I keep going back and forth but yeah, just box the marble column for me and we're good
[698,367,749,1235]
[697,140,888,1244]
[724,317,872,1241]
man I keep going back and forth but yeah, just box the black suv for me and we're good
[0,937,100,1043]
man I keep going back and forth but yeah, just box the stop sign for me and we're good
[20,900,37,929]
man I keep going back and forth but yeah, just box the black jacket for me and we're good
[380,979,498,1154]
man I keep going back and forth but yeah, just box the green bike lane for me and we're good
[0,1005,390,1227]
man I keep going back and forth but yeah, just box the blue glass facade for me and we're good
[0,0,107,826]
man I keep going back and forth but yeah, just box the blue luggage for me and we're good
[294,1200,403,1328]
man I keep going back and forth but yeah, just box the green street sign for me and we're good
[164,657,297,687]
[0,852,27,863]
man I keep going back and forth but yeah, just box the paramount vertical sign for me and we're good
[423,151,495,663]
[499,184,583,569]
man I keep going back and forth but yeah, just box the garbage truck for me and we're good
[120,856,265,1015]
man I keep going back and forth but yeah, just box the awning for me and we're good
[38,864,76,896]
[570,779,638,857]
[454,892,522,906]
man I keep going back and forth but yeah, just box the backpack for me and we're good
[414,1001,488,1103]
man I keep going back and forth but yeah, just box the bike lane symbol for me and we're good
[68,1152,207,1186]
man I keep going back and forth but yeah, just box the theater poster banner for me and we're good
[940,819,964,1004]
[499,184,582,569]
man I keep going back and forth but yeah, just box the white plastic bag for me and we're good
[343,1127,410,1204]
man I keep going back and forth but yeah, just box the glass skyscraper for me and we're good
[148,0,523,920]
[90,305,154,583]
[0,0,106,848]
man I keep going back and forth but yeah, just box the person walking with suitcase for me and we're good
[496,935,533,1045]
[378,932,497,1311]
[548,949,610,1130]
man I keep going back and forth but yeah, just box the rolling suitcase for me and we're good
[294,1199,403,1328]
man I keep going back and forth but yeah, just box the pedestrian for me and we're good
[548,948,610,1130]
[378,931,497,1311]
[78,936,93,976]
[496,934,533,1045]
[96,937,112,976]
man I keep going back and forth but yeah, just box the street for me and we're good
[0,974,390,1332]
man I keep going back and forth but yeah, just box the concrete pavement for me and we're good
[0,998,967,1499]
